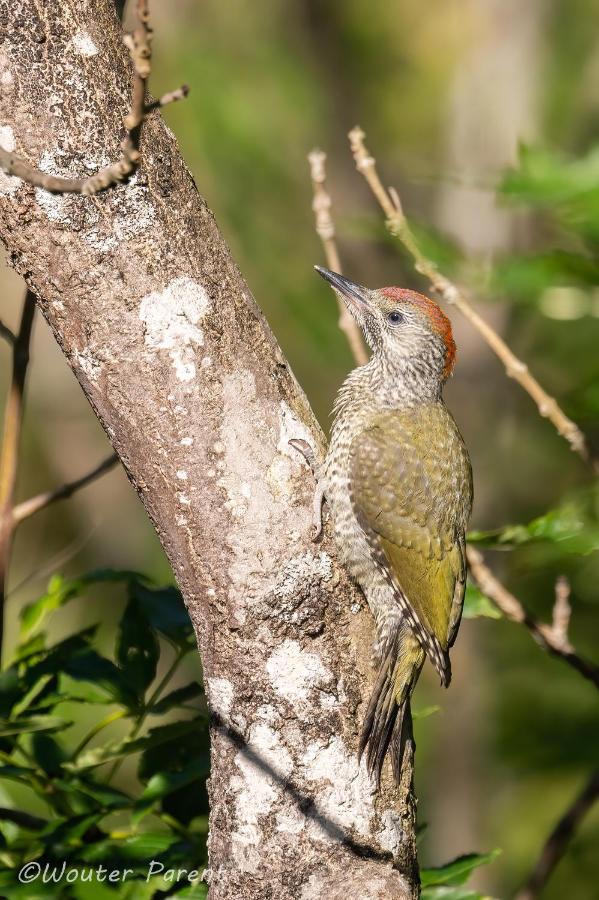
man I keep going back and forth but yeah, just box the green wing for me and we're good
[349,405,471,682]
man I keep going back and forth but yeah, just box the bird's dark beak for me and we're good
[314,266,369,309]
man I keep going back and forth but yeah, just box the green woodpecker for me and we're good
[309,267,472,784]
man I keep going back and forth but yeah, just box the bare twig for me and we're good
[0,320,15,345]
[551,575,572,646]
[466,547,599,690]
[0,290,36,661]
[0,0,188,197]
[308,149,368,366]
[348,126,594,469]
[515,771,599,900]
[11,454,119,526]
[144,85,190,116]
[0,297,118,662]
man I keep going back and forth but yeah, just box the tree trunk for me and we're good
[0,2,417,897]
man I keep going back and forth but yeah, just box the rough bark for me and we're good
[0,2,417,898]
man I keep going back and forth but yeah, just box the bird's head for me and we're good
[315,266,456,386]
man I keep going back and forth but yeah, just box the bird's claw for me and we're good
[288,438,317,474]
[288,438,326,540]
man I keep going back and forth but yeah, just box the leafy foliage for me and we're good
[502,145,599,241]
[420,849,502,900]
[494,144,599,327]
[462,584,502,621]
[467,490,599,555]
[0,572,207,897]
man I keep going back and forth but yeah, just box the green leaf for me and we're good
[0,872,59,898]
[176,884,209,899]
[68,718,205,770]
[0,715,70,737]
[0,763,39,786]
[22,629,97,686]
[130,582,194,648]
[467,500,599,555]
[58,673,122,705]
[51,776,132,811]
[149,682,203,715]
[20,574,85,634]
[133,757,210,823]
[80,831,178,863]
[463,584,502,620]
[40,811,104,845]
[29,733,66,777]
[493,251,599,304]
[0,668,21,718]
[421,849,502,887]
[12,632,46,663]
[62,649,138,710]
[20,569,146,635]
[138,719,208,783]
[71,880,138,900]
[421,888,491,900]
[11,675,54,718]
[117,594,160,698]
[501,144,599,240]
[412,705,441,720]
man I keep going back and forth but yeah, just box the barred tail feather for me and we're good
[359,626,425,786]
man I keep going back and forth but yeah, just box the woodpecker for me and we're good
[306,267,472,785]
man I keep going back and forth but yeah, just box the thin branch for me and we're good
[73,708,127,759]
[11,453,119,526]
[0,320,15,345]
[143,85,189,116]
[0,1,189,197]
[115,0,128,22]
[348,126,595,470]
[308,149,368,366]
[466,547,599,690]
[515,771,599,900]
[551,574,572,647]
[0,290,36,662]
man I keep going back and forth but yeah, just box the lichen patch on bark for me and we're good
[71,30,99,57]
[139,277,211,382]
[272,552,333,601]
[74,346,103,381]
[266,638,335,704]
[206,677,234,720]
[231,721,294,873]
[301,735,375,839]
[0,126,19,195]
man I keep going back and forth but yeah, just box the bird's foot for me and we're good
[288,439,318,474]
[288,439,325,542]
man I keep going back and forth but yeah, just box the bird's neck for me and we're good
[333,356,442,423]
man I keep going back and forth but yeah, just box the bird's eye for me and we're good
[387,310,405,325]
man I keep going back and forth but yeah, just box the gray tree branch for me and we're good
[0,2,417,897]
[515,771,599,900]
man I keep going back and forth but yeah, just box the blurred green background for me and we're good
[1,0,599,896]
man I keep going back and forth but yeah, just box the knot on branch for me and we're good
[308,149,326,184]
[506,360,529,377]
